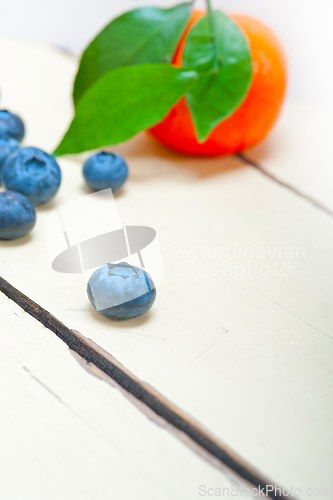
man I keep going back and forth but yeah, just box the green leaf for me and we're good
[54,64,197,156]
[183,11,252,142]
[73,3,192,106]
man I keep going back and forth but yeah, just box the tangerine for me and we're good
[149,10,287,156]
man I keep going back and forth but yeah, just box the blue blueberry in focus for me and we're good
[1,147,61,206]
[87,262,156,320]
[83,152,128,192]
[0,110,25,141]
[0,136,20,181]
[0,191,36,240]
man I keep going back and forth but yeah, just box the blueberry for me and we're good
[0,191,36,240]
[83,152,128,192]
[1,147,61,206]
[0,110,25,142]
[0,136,20,181]
[87,262,156,320]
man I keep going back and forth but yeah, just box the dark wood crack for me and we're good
[238,154,333,216]
[1,275,291,499]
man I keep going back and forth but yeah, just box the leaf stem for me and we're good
[206,0,219,72]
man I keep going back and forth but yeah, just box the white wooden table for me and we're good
[0,35,332,500]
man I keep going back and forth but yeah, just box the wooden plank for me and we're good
[0,293,241,500]
[0,275,290,497]
[0,34,76,153]
[243,99,333,213]
[1,35,332,495]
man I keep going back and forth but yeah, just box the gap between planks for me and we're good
[0,274,294,500]
[238,154,333,217]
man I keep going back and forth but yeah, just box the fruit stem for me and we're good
[206,0,219,72]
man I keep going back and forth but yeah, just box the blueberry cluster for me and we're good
[0,110,61,240]
[0,111,155,318]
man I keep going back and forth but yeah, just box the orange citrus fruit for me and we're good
[148,10,287,156]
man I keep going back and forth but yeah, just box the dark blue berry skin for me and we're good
[0,136,20,181]
[87,263,156,320]
[83,152,128,192]
[1,147,61,206]
[0,110,25,142]
[0,191,36,240]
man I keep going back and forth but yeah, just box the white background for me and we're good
[1,0,333,142]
